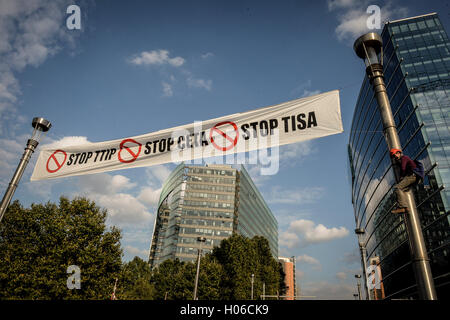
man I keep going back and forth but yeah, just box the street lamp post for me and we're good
[355,228,370,300]
[0,117,51,224]
[353,33,437,300]
[355,274,362,300]
[193,236,206,300]
[251,273,255,300]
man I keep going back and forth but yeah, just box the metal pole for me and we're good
[193,244,202,300]
[359,243,369,300]
[193,237,205,300]
[355,275,362,300]
[262,282,265,301]
[370,66,437,300]
[355,229,370,300]
[251,274,254,300]
[0,139,38,223]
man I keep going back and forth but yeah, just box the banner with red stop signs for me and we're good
[30,90,343,181]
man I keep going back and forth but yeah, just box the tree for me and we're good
[0,197,122,299]
[151,258,194,300]
[211,234,285,300]
[195,254,223,300]
[148,235,285,300]
[117,256,155,300]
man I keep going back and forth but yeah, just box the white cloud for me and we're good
[279,141,317,166]
[162,81,173,97]
[137,186,162,208]
[290,80,321,99]
[280,219,349,248]
[187,76,212,91]
[75,171,154,228]
[300,281,355,300]
[136,165,172,209]
[334,8,372,42]
[279,231,300,249]
[129,49,185,67]
[201,52,214,59]
[266,186,324,205]
[0,71,19,107]
[78,173,136,195]
[327,0,362,11]
[329,0,409,43]
[245,141,316,187]
[296,269,305,281]
[124,245,149,260]
[98,192,153,226]
[0,0,78,130]
[301,89,321,98]
[145,165,172,187]
[336,271,348,280]
[129,51,212,94]
[0,133,32,189]
[341,249,361,266]
[41,136,92,149]
[297,254,322,270]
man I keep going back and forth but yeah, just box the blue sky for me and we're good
[1,0,449,299]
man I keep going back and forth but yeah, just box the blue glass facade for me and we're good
[149,163,278,268]
[348,13,450,299]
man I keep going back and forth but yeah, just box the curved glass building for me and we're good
[348,13,450,299]
[149,163,278,268]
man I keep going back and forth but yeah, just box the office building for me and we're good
[149,163,278,268]
[348,13,450,299]
[279,256,296,300]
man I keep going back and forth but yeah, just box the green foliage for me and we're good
[151,234,285,300]
[151,258,196,300]
[211,234,285,300]
[196,254,223,300]
[0,197,122,299]
[117,256,154,300]
[0,198,284,300]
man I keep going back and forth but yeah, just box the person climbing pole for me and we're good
[390,148,424,214]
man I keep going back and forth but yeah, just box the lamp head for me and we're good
[32,117,52,132]
[30,117,51,145]
[353,32,383,68]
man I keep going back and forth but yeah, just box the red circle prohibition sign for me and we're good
[209,121,239,151]
[46,150,67,173]
[118,138,142,163]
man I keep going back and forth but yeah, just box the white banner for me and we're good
[31,90,343,181]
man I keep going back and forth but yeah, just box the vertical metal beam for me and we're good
[370,67,437,300]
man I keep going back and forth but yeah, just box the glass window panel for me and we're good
[408,22,418,31]
[426,19,436,28]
